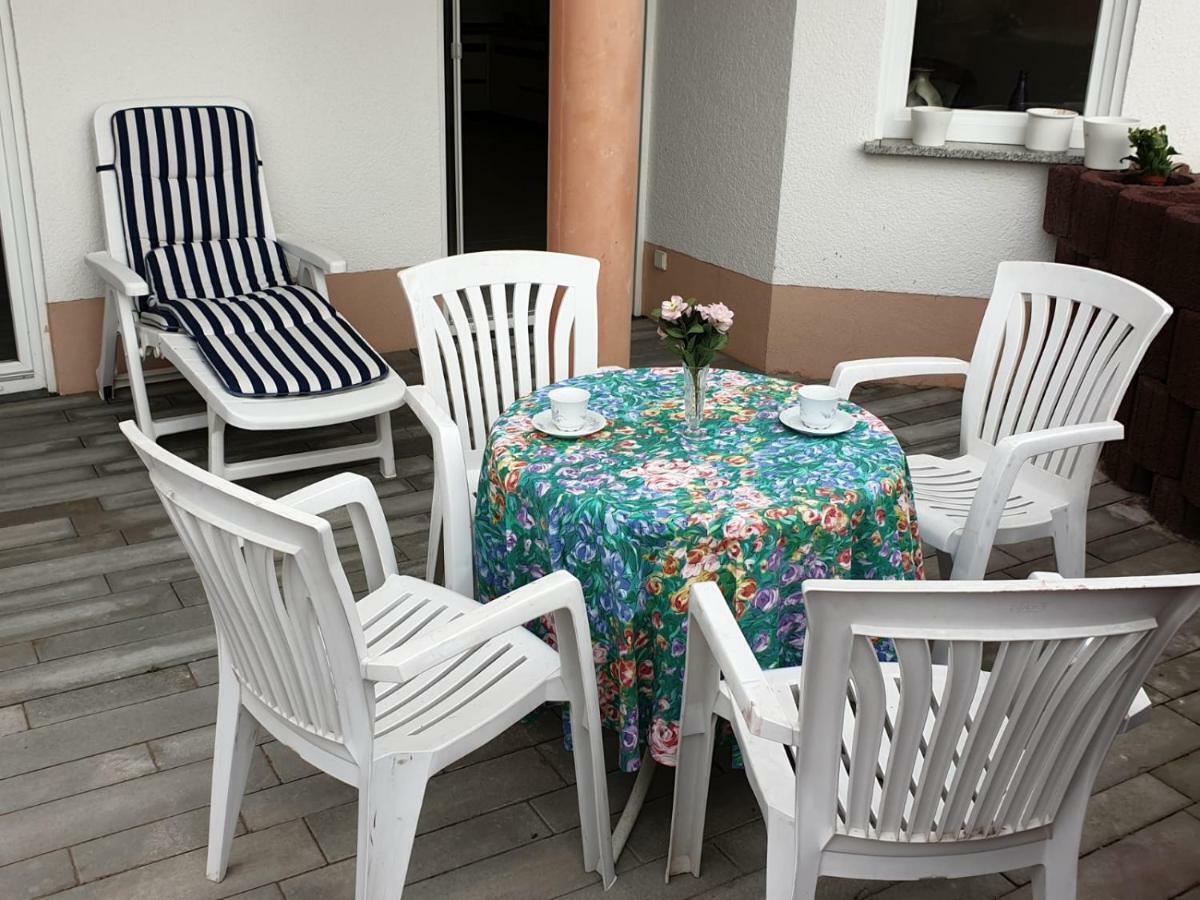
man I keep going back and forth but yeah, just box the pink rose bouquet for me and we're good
[648,295,734,370]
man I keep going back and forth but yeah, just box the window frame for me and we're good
[875,0,1142,147]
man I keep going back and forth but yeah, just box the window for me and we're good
[877,0,1141,147]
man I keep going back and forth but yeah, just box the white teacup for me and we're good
[797,385,840,430]
[549,386,590,432]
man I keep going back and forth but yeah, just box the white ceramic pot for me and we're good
[1024,108,1078,152]
[911,106,953,148]
[1083,116,1140,170]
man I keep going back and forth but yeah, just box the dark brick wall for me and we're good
[1045,165,1200,535]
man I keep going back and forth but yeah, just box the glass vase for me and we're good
[682,365,709,431]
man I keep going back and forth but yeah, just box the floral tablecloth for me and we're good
[473,367,924,770]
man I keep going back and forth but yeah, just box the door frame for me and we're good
[0,0,49,394]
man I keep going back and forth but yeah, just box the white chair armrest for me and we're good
[279,472,398,592]
[86,251,150,298]
[275,235,347,275]
[688,583,800,744]
[952,421,1124,579]
[407,385,473,595]
[362,570,586,683]
[829,356,970,399]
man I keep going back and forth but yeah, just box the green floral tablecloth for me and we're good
[474,367,924,770]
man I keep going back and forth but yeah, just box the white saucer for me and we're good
[532,409,608,438]
[779,407,857,437]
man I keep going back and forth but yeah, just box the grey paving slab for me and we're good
[70,501,168,537]
[0,743,157,816]
[1088,523,1176,563]
[561,842,741,900]
[71,806,245,883]
[105,556,200,593]
[0,517,76,552]
[48,819,323,900]
[0,585,181,645]
[0,575,111,615]
[33,604,211,662]
[0,535,186,595]
[397,828,622,900]
[1153,749,1200,802]
[0,685,217,779]
[1148,650,1200,699]
[0,755,275,867]
[0,470,149,514]
[0,465,103,494]
[0,530,126,571]
[24,665,196,727]
[260,740,318,783]
[1165,613,1200,660]
[239,772,357,832]
[624,771,760,864]
[872,875,1014,899]
[0,850,77,899]
[0,704,26,737]
[149,723,271,771]
[188,655,220,686]
[1002,812,1200,900]
[1089,540,1200,577]
[0,626,216,706]
[0,442,133,481]
[0,640,36,672]
[1094,706,1200,791]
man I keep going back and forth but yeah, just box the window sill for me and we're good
[863,138,1084,165]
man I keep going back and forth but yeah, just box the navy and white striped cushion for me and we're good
[110,106,389,398]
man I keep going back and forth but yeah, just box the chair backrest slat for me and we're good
[121,421,372,762]
[401,251,601,453]
[960,263,1171,486]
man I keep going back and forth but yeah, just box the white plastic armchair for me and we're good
[668,576,1200,900]
[829,262,1171,580]
[121,420,616,898]
[399,250,603,593]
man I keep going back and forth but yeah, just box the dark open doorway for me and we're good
[445,0,550,254]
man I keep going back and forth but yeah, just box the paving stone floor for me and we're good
[1,319,1199,899]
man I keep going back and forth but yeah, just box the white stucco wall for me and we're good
[771,0,1055,298]
[771,0,1200,298]
[643,0,796,283]
[1122,0,1200,158]
[12,0,446,304]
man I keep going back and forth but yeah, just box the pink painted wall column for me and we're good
[547,0,645,367]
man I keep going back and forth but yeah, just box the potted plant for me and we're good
[1124,125,1181,185]
[649,295,733,430]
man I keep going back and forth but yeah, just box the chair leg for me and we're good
[376,411,396,479]
[356,753,431,900]
[208,408,227,478]
[426,483,443,584]
[96,290,119,401]
[666,712,717,879]
[113,293,157,438]
[567,699,616,887]
[766,810,806,900]
[1051,506,1087,578]
[1031,859,1077,900]
[206,671,257,882]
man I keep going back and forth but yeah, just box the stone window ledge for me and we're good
[863,138,1084,165]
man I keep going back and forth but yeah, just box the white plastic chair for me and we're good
[120,420,615,898]
[830,262,1171,579]
[667,574,1200,899]
[88,98,406,481]
[399,250,602,595]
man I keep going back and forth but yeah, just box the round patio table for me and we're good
[473,367,924,773]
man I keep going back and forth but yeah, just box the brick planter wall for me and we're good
[1044,165,1200,534]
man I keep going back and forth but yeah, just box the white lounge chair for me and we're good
[122,419,616,899]
[399,250,601,595]
[88,98,406,481]
[830,262,1171,579]
[668,574,1200,899]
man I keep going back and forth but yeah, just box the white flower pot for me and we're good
[1024,108,1078,152]
[911,106,953,148]
[1083,116,1140,170]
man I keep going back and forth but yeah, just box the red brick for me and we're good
[1103,442,1153,494]
[1139,318,1176,381]
[1167,311,1200,407]
[1156,205,1200,312]
[1108,189,1200,288]
[1043,165,1084,238]
[1130,376,1191,477]
[1150,476,1200,537]
[1183,413,1200,508]
[1069,171,1129,260]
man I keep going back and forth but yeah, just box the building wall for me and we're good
[12,0,446,392]
[643,0,796,284]
[642,0,1200,379]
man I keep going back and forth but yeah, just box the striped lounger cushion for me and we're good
[109,104,387,397]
